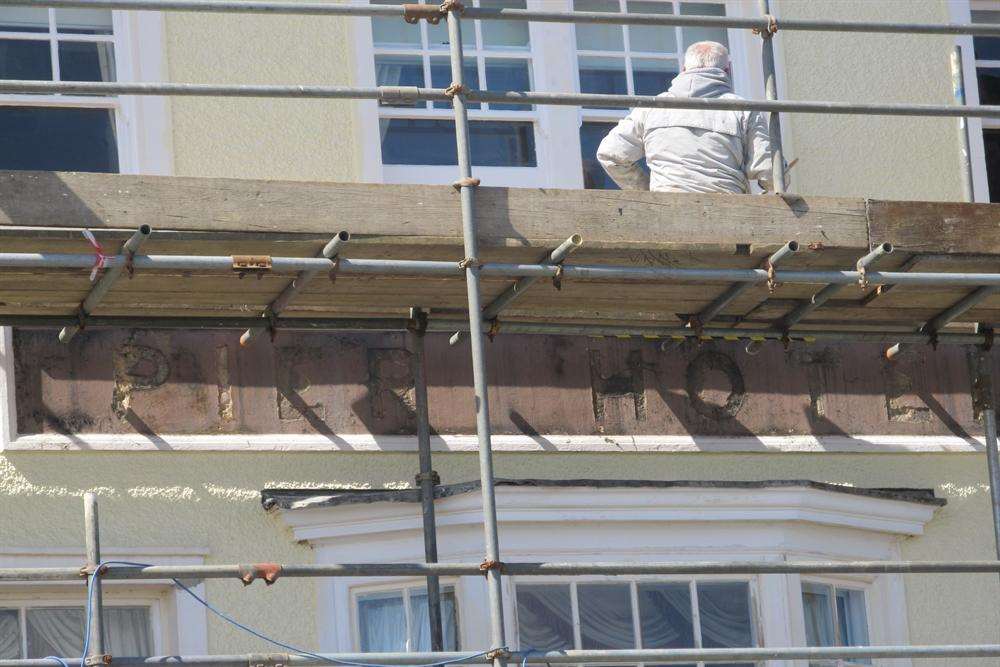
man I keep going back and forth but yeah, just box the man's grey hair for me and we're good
[683,41,730,70]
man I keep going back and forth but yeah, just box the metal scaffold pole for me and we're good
[757,0,785,194]
[445,6,507,666]
[409,311,444,651]
[83,492,107,663]
[976,346,1000,571]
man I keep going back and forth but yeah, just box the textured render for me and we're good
[0,452,997,665]
[774,0,962,199]
[163,11,361,180]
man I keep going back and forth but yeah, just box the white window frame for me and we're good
[0,547,210,657]
[797,576,874,667]
[0,9,172,175]
[510,574,762,667]
[0,596,163,659]
[953,0,992,201]
[277,483,938,667]
[350,579,461,652]
[352,0,766,189]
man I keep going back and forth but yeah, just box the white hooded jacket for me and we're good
[596,67,778,194]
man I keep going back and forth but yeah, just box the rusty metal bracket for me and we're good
[480,558,502,572]
[752,14,778,36]
[328,256,341,285]
[238,563,283,586]
[415,470,440,485]
[84,655,112,666]
[453,176,480,190]
[233,255,272,280]
[766,260,779,293]
[125,250,136,279]
[486,317,501,341]
[248,654,289,667]
[486,648,511,661]
[444,82,466,98]
[458,256,480,270]
[403,3,443,24]
[439,0,465,13]
[552,264,564,291]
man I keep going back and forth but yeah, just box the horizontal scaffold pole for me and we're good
[4,560,1000,582]
[7,252,1000,288]
[7,0,1000,36]
[5,644,1000,667]
[3,81,1000,119]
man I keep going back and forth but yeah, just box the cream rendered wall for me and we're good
[163,10,361,181]
[774,0,964,199]
[1,451,998,665]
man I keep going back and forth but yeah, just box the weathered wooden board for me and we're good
[1,171,1000,331]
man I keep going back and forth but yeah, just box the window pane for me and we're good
[984,129,1000,203]
[0,6,48,32]
[835,589,869,648]
[632,58,677,96]
[973,10,1000,61]
[409,589,459,651]
[578,583,634,650]
[0,107,119,172]
[358,592,406,652]
[516,585,573,652]
[978,67,1000,105]
[697,582,753,649]
[578,55,627,102]
[106,607,152,657]
[59,42,116,82]
[638,583,694,649]
[0,609,20,659]
[580,121,617,189]
[375,55,425,108]
[679,2,727,51]
[801,583,835,647]
[430,56,479,109]
[485,58,530,110]
[627,1,676,53]
[0,40,52,80]
[26,607,85,658]
[380,119,535,167]
[55,8,113,34]
[574,0,623,51]
[371,0,420,47]
[481,0,529,49]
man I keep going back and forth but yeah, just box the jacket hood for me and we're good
[667,67,732,98]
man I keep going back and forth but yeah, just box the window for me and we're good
[574,0,729,189]
[369,0,537,168]
[0,604,153,659]
[355,584,460,652]
[801,583,871,667]
[514,580,756,667]
[972,5,1000,201]
[0,6,121,172]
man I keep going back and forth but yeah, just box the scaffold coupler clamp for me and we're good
[751,14,778,36]
[983,326,995,352]
[453,176,480,190]
[403,3,443,24]
[238,563,283,586]
[486,318,501,341]
[233,255,273,280]
[328,256,342,285]
[248,653,289,667]
[125,248,136,279]
[486,648,511,661]
[458,256,480,270]
[415,470,440,485]
[265,310,279,343]
[686,315,704,339]
[84,655,112,666]
[444,82,466,99]
[552,263,564,290]
[780,331,792,351]
[766,259,779,293]
[408,307,429,334]
[480,558,502,574]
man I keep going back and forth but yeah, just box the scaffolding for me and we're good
[3,0,1000,664]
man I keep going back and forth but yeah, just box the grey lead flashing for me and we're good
[261,478,945,511]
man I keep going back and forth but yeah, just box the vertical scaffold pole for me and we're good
[977,346,1000,571]
[952,45,975,202]
[445,6,507,666]
[84,492,107,662]
[758,0,786,194]
[409,314,444,651]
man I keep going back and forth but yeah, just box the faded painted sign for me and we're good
[11,328,999,437]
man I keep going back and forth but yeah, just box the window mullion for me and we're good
[48,8,60,83]
[19,608,28,659]
[673,1,683,68]
[570,582,583,650]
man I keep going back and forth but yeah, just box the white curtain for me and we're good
[358,595,406,652]
[515,585,574,652]
[24,606,151,658]
[0,610,20,659]
[577,584,634,650]
[696,583,753,649]
[408,591,458,651]
[802,586,834,648]
[637,583,694,649]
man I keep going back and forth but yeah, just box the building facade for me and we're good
[1,1,999,666]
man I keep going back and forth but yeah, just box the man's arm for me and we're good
[597,109,650,190]
[744,110,788,192]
